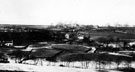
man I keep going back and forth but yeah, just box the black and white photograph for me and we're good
[0,0,135,72]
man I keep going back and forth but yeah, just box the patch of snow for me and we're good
[0,63,92,72]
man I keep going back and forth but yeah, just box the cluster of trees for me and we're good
[58,53,134,69]
[0,30,53,45]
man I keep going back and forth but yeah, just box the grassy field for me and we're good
[90,32,135,39]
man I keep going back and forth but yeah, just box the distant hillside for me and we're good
[0,24,49,29]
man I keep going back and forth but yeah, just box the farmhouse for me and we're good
[0,40,13,47]
[108,43,123,48]
[128,42,135,46]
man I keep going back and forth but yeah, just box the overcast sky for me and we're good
[0,0,135,26]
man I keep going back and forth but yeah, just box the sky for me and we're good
[0,0,135,26]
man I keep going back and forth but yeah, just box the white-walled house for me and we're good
[128,42,135,46]
[4,41,13,47]
[107,42,123,48]
[77,36,84,40]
